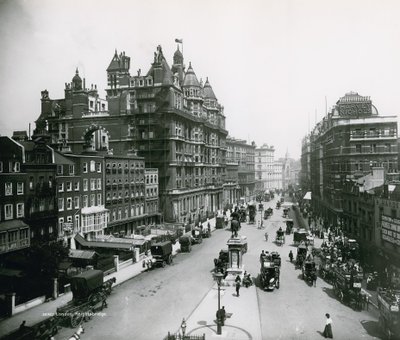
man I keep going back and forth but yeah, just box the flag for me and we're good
[175,38,183,43]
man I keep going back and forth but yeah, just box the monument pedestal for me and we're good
[222,236,247,286]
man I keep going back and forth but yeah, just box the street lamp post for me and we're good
[214,272,224,335]
[180,318,187,339]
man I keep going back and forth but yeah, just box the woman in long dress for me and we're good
[323,313,333,338]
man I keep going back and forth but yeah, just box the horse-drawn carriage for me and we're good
[296,243,308,269]
[276,201,281,209]
[214,249,229,276]
[302,260,317,284]
[248,202,257,224]
[179,234,192,252]
[2,316,59,340]
[259,257,280,291]
[282,207,289,218]
[319,254,336,283]
[333,266,363,310]
[264,207,273,219]
[239,207,247,223]
[293,229,308,246]
[285,219,294,234]
[275,229,285,246]
[191,227,203,244]
[57,270,113,328]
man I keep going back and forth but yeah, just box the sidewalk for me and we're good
[0,242,183,337]
[182,282,262,340]
[0,218,218,337]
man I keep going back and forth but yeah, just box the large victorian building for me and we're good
[255,144,275,191]
[226,137,256,200]
[34,45,233,225]
[303,91,398,228]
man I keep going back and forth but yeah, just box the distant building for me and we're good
[18,132,58,244]
[303,92,398,227]
[0,137,30,256]
[104,154,146,236]
[60,153,107,244]
[255,144,275,191]
[342,168,385,264]
[145,168,160,225]
[226,137,256,200]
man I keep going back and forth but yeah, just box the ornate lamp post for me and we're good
[214,272,224,335]
[181,318,187,339]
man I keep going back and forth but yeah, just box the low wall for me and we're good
[14,295,46,315]
[119,258,133,270]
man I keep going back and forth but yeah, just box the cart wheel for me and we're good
[70,312,83,328]
[162,261,166,268]
[276,280,280,289]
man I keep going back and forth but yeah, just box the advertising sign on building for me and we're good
[381,215,400,246]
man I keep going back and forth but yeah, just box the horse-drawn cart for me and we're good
[57,270,111,328]
[264,207,273,219]
[275,229,285,246]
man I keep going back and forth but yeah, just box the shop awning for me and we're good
[303,192,312,200]
[0,220,29,232]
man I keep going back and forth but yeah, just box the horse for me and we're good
[68,324,84,340]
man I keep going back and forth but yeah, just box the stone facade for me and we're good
[302,92,398,228]
[226,137,256,201]
[35,45,236,224]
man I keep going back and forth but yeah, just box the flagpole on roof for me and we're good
[175,38,183,57]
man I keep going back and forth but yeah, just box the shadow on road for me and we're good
[360,320,383,339]
[322,286,337,300]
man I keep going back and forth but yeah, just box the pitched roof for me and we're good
[183,62,200,87]
[146,57,173,86]
[107,50,121,72]
[203,77,217,100]
[54,151,75,165]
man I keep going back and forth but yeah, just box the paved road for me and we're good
[56,196,384,340]
[245,197,383,340]
[56,221,235,340]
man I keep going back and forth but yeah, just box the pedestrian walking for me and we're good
[235,279,241,297]
[289,250,293,263]
[221,306,226,325]
[313,273,317,287]
[322,313,333,338]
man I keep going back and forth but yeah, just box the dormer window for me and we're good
[139,79,144,87]
[147,78,153,86]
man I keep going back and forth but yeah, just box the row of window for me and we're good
[106,162,144,169]
[0,161,20,173]
[1,203,24,220]
[58,178,101,192]
[0,228,29,246]
[58,194,102,211]
[4,182,24,196]
[106,191,145,200]
[110,204,144,221]
[57,161,102,175]
[145,174,158,184]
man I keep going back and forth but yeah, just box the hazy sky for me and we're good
[1,0,400,159]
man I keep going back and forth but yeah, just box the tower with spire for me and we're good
[182,62,203,117]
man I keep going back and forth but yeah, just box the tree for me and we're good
[26,241,69,278]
